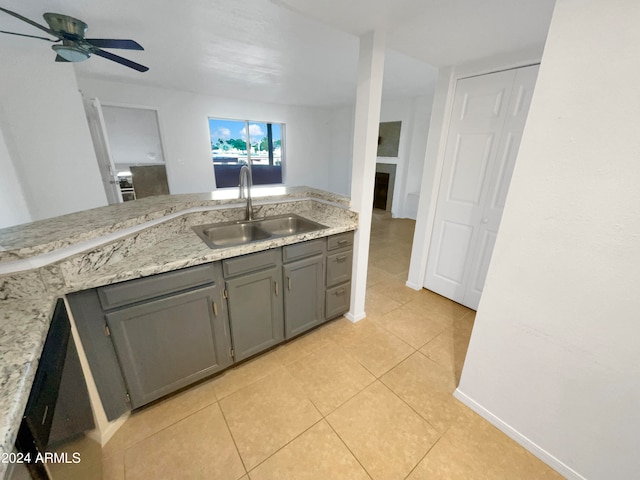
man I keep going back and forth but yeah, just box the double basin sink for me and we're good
[192,214,327,249]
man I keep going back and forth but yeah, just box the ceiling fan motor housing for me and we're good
[43,12,88,40]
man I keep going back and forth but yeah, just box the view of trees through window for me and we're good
[209,118,284,187]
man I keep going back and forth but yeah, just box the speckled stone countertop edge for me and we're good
[0,187,350,262]
[0,296,57,478]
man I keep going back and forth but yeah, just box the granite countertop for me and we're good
[0,186,357,476]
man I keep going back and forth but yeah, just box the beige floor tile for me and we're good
[103,377,218,458]
[327,381,439,480]
[286,342,376,415]
[48,436,102,480]
[406,290,473,324]
[248,420,370,480]
[212,350,283,400]
[420,315,475,381]
[367,265,397,288]
[220,368,322,469]
[407,411,564,480]
[381,352,469,433]
[368,276,423,305]
[371,257,410,276]
[123,403,245,480]
[102,452,124,480]
[371,302,451,349]
[365,289,403,317]
[330,319,415,377]
[274,326,333,365]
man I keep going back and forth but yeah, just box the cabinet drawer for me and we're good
[283,239,325,263]
[326,282,351,320]
[223,249,279,277]
[327,232,354,251]
[326,250,353,287]
[98,263,217,310]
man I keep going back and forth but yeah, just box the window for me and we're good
[209,118,284,188]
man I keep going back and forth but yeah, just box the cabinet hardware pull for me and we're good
[337,255,347,262]
[335,288,346,295]
[212,301,218,316]
[287,276,292,290]
[338,239,348,245]
[275,281,279,296]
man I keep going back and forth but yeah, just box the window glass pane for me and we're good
[210,118,246,188]
[209,118,283,188]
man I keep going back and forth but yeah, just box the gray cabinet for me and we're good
[69,232,355,416]
[224,251,284,361]
[69,262,230,413]
[284,254,325,338]
[106,285,231,408]
[325,232,354,320]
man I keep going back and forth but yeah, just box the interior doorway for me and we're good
[374,163,396,212]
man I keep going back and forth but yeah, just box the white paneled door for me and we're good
[424,65,539,310]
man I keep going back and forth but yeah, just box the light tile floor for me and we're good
[102,210,564,480]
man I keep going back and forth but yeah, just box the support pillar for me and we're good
[345,29,386,323]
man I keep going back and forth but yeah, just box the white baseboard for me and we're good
[405,280,422,291]
[453,389,586,480]
[344,311,366,323]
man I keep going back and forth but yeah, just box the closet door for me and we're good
[424,65,539,309]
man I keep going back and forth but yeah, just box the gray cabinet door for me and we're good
[105,285,231,408]
[284,255,324,338]
[226,266,284,361]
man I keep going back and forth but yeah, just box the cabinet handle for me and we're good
[287,276,292,291]
[275,281,279,296]
[335,288,346,296]
[338,239,349,245]
[336,255,347,262]
[212,301,218,316]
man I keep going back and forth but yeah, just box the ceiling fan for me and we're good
[0,7,148,72]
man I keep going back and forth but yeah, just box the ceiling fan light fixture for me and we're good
[52,44,90,62]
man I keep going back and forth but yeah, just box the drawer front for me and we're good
[98,263,217,310]
[327,232,354,251]
[326,250,353,287]
[283,239,325,263]
[326,282,351,320]
[222,249,279,278]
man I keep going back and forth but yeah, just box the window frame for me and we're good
[209,117,286,188]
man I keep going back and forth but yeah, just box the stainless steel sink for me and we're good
[194,223,271,248]
[257,214,325,236]
[192,214,327,249]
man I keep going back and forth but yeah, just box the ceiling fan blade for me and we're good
[0,7,57,36]
[85,38,144,50]
[55,55,70,62]
[0,30,57,41]
[90,48,149,72]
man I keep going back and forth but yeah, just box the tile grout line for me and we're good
[217,397,250,475]
[105,392,220,460]
[324,417,375,480]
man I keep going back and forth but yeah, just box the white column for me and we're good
[345,30,386,323]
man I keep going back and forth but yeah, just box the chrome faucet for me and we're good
[238,165,254,221]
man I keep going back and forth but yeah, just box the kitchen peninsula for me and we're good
[0,186,358,477]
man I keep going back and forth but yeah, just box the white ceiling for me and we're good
[0,0,555,107]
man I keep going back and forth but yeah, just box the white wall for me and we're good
[326,105,355,196]
[378,96,433,219]
[324,95,433,218]
[457,1,640,479]
[0,109,31,228]
[0,41,107,224]
[77,78,334,194]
